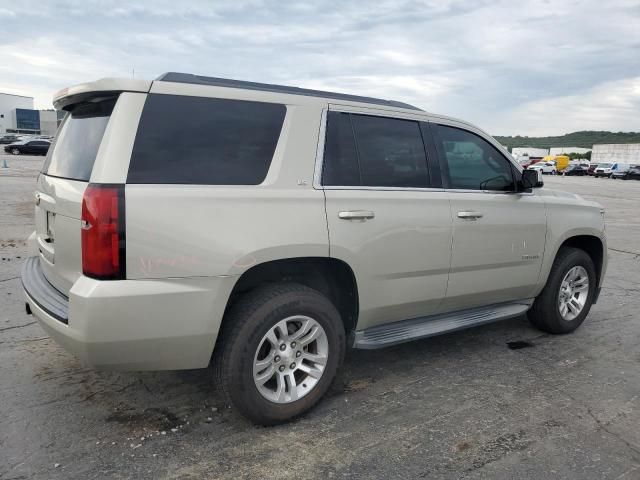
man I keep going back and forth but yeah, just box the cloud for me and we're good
[497,77,640,135]
[0,0,638,135]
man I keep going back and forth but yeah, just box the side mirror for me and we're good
[521,169,543,190]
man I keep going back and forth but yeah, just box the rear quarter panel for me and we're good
[125,103,329,279]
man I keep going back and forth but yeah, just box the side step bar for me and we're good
[352,300,534,349]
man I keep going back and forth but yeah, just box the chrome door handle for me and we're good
[338,210,375,221]
[457,211,483,220]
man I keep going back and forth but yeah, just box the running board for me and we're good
[352,300,534,349]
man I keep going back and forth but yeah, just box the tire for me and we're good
[213,283,345,425]
[529,247,597,334]
[11,148,20,155]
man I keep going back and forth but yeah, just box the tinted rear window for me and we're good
[322,111,430,188]
[127,94,286,185]
[42,97,116,181]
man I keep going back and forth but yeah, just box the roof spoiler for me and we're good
[53,78,152,110]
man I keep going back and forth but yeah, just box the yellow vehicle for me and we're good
[543,155,570,172]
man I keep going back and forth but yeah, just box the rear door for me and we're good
[35,96,118,294]
[322,109,452,331]
[431,123,547,311]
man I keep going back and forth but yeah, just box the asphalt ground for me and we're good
[1,155,639,479]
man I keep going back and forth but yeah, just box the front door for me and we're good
[430,123,547,311]
[321,110,453,330]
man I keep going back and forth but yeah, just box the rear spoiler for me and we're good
[53,78,152,110]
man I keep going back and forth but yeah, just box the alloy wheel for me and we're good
[253,315,328,404]
[558,266,589,321]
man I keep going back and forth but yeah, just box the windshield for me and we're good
[598,163,612,168]
[42,95,117,181]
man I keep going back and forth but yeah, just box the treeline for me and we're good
[494,131,640,149]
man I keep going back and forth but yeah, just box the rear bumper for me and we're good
[22,257,236,371]
[22,257,69,324]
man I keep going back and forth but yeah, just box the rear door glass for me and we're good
[42,97,116,181]
[322,111,431,188]
[127,94,286,185]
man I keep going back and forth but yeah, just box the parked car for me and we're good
[594,163,617,177]
[4,139,51,155]
[611,164,633,179]
[587,163,599,176]
[529,161,557,175]
[542,155,570,173]
[563,164,589,176]
[0,134,26,144]
[627,166,640,180]
[22,73,607,425]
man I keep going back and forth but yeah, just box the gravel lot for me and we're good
[1,154,639,480]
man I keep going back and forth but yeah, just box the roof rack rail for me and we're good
[156,72,422,111]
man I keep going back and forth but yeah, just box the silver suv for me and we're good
[22,73,607,424]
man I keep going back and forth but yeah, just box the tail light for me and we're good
[81,184,125,280]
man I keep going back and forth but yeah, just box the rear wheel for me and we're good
[213,283,345,425]
[529,247,597,334]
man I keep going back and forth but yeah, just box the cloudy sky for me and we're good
[1,0,639,135]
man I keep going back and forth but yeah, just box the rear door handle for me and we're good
[457,211,483,220]
[338,210,375,221]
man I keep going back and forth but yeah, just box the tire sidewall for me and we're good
[226,289,344,424]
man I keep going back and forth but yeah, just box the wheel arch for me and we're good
[548,234,605,287]
[223,257,359,335]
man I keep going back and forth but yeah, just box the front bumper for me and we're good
[22,257,236,371]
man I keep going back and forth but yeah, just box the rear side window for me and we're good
[127,94,286,185]
[42,97,116,181]
[322,111,430,188]
[322,112,360,186]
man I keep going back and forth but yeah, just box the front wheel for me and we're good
[551,170,557,175]
[11,148,20,155]
[529,247,597,334]
[213,283,345,425]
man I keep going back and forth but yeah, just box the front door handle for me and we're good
[457,211,483,220]
[338,210,375,221]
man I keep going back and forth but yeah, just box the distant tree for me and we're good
[493,131,640,150]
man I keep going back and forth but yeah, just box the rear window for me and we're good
[127,94,286,185]
[42,97,116,181]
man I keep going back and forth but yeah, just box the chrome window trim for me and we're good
[322,185,445,192]
[446,188,534,196]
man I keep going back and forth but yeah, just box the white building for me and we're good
[0,92,35,134]
[591,144,640,165]
[511,147,548,160]
[549,147,591,156]
[39,110,59,136]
